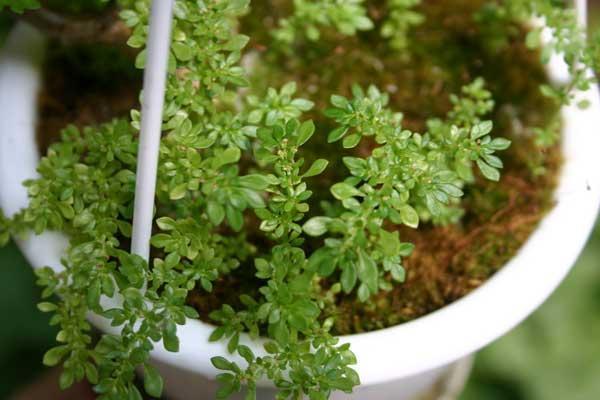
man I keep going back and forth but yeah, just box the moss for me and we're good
[329,139,560,334]
[36,0,562,335]
[193,0,562,334]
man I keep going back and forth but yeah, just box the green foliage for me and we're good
[212,331,359,399]
[463,227,600,400]
[271,0,425,50]
[273,0,373,44]
[498,0,600,145]
[381,0,424,50]
[210,247,359,400]
[253,117,322,242]
[303,79,508,301]
[0,0,596,399]
[510,0,598,104]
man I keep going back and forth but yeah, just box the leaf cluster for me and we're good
[303,79,509,301]
[273,0,374,44]
[380,0,424,50]
[488,0,600,145]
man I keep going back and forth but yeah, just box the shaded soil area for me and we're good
[37,40,140,152]
[37,0,562,336]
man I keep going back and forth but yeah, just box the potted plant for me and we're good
[1,0,599,399]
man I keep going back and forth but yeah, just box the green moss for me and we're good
[35,0,562,336]
[188,0,562,334]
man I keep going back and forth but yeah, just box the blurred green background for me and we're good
[461,224,600,400]
[1,2,599,399]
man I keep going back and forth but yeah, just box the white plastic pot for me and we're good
[2,19,600,400]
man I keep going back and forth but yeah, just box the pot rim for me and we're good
[1,22,599,388]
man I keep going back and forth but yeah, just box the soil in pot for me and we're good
[36,40,141,152]
[35,0,561,337]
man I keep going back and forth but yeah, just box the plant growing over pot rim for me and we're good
[0,0,600,399]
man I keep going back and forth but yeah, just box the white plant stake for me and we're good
[131,0,175,261]
[576,0,587,27]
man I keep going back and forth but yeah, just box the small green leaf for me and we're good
[239,174,271,190]
[212,356,234,371]
[577,99,591,109]
[357,283,370,302]
[476,159,500,181]
[331,95,349,108]
[471,121,493,140]
[85,363,99,384]
[399,205,419,228]
[135,49,147,69]
[217,147,241,168]
[290,98,314,111]
[143,364,164,398]
[59,370,74,390]
[343,157,366,176]
[207,201,226,225]
[172,43,193,61]
[438,184,464,198]
[328,126,349,143]
[156,217,176,231]
[331,183,363,200]
[525,29,541,49]
[303,217,331,236]
[281,81,297,96]
[73,211,93,228]
[209,327,226,342]
[488,137,511,151]
[224,34,250,51]
[308,248,338,276]
[238,345,254,363]
[354,16,374,30]
[378,230,401,257]
[169,184,187,200]
[303,159,329,177]
[296,120,316,146]
[37,302,57,312]
[163,327,180,352]
[226,205,244,232]
[357,248,378,293]
[341,263,357,293]
[227,332,240,354]
[43,345,68,367]
[343,133,362,148]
